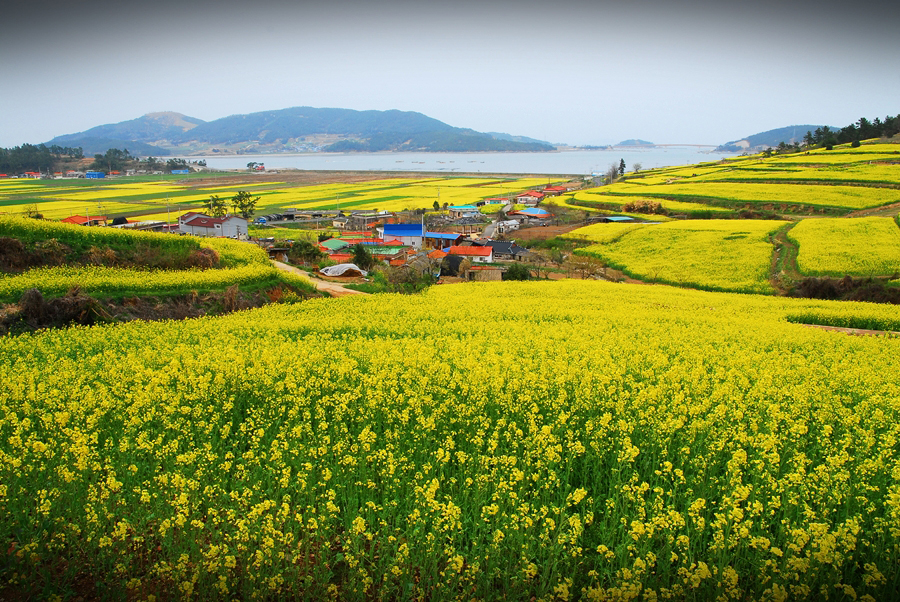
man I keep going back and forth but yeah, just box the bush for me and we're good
[851,140,861,148]
[503,262,532,281]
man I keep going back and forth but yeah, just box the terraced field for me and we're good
[0,175,553,222]
[578,140,900,215]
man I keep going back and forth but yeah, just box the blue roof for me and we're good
[426,232,462,240]
[383,223,424,236]
[449,205,478,210]
[518,208,550,216]
[606,216,635,222]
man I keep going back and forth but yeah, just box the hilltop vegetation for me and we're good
[0,216,317,333]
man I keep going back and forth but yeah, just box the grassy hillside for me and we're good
[0,216,316,305]
[2,280,899,599]
[561,140,900,216]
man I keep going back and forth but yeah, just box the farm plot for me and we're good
[2,280,900,599]
[575,219,783,293]
[599,181,898,210]
[787,217,900,277]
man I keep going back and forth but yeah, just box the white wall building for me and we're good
[178,212,248,238]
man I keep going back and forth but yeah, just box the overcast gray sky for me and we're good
[1,0,898,147]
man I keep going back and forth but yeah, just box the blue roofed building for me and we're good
[381,223,425,249]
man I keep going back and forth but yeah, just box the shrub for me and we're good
[503,262,532,281]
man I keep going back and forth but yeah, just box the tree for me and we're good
[605,162,619,185]
[166,158,189,172]
[352,243,375,270]
[433,200,440,211]
[204,195,227,218]
[231,190,259,219]
[632,162,642,173]
[618,158,626,176]
[804,131,815,148]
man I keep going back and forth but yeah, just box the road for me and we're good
[271,261,368,298]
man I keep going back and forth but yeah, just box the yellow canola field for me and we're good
[788,217,900,277]
[563,221,648,243]
[575,220,783,293]
[600,181,898,210]
[700,163,900,185]
[2,280,900,599]
[570,191,732,214]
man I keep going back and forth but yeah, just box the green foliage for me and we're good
[204,194,227,218]
[502,262,532,281]
[352,243,375,270]
[231,190,259,219]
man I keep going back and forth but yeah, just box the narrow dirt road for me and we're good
[272,261,368,298]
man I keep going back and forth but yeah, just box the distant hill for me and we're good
[48,111,203,155]
[486,132,554,146]
[716,125,834,152]
[616,139,654,146]
[46,107,555,155]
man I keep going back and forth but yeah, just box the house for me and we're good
[495,220,520,236]
[61,215,107,227]
[448,205,479,219]
[542,186,567,196]
[424,231,462,249]
[346,211,387,230]
[450,216,486,236]
[381,223,424,250]
[484,240,531,261]
[515,190,545,205]
[446,245,493,263]
[178,212,248,238]
[510,207,552,222]
[319,238,351,253]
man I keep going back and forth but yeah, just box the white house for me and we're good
[178,212,248,238]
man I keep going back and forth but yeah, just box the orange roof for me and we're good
[61,215,106,225]
[428,249,448,259]
[446,245,491,257]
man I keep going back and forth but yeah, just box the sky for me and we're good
[1,0,898,148]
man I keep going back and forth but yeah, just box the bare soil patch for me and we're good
[511,224,584,242]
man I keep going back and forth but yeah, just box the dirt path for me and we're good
[272,261,368,298]
[769,223,801,295]
[846,201,900,218]
[801,324,900,337]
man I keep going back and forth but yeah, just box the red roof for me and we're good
[180,212,242,229]
[446,245,492,257]
[61,215,106,225]
[329,253,353,262]
[517,190,545,198]
[383,238,404,246]
[543,186,566,192]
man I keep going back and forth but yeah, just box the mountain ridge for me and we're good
[47,107,555,155]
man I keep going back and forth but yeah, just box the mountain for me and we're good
[47,107,555,155]
[716,125,834,152]
[47,111,203,155]
[616,139,654,146]
[486,132,554,146]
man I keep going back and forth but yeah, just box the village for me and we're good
[56,178,637,285]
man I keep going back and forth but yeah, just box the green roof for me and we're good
[320,238,350,251]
